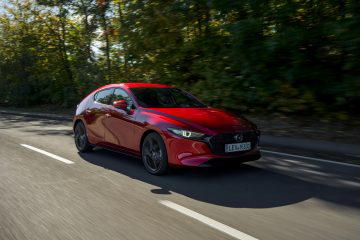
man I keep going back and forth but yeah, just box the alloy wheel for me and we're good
[143,137,163,172]
[75,123,87,150]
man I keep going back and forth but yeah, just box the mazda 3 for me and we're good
[73,83,261,175]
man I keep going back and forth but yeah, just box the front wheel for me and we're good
[141,132,169,175]
[74,121,93,153]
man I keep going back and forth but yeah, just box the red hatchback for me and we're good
[73,83,261,175]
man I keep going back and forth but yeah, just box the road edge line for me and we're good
[20,144,74,164]
[261,149,360,168]
[159,200,258,240]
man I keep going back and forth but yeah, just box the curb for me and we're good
[0,110,72,121]
[261,135,360,156]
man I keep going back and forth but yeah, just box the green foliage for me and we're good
[0,0,359,118]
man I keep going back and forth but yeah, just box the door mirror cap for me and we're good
[113,100,127,110]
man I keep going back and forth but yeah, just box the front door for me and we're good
[104,88,137,152]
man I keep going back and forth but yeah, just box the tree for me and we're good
[0,0,358,118]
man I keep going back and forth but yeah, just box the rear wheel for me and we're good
[74,121,93,153]
[141,132,168,175]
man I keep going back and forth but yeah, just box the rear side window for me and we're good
[94,88,114,105]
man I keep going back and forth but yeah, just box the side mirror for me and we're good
[113,100,127,110]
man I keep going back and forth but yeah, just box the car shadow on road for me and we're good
[78,148,360,209]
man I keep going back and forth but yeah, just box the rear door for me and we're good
[84,88,114,144]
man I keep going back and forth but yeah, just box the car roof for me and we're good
[88,83,172,99]
[99,83,172,90]
[122,83,171,88]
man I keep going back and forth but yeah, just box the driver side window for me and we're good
[113,88,133,110]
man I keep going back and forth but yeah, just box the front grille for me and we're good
[207,131,259,155]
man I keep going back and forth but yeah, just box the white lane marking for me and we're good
[160,200,258,240]
[20,144,74,164]
[261,149,360,168]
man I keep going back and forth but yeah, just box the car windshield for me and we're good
[130,88,207,108]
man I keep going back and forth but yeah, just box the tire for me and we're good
[141,132,169,175]
[74,121,93,153]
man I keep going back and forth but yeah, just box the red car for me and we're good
[73,83,261,175]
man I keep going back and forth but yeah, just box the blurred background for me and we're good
[0,0,359,140]
[0,2,360,239]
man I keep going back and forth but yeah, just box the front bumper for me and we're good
[164,131,261,167]
[180,148,261,166]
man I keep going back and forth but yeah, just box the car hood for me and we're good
[146,108,255,134]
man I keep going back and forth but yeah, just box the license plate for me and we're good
[225,142,251,153]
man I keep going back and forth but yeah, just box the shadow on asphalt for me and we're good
[79,148,360,209]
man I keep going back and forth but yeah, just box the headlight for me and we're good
[167,128,206,140]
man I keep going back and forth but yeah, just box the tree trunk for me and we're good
[80,0,93,62]
[59,3,73,84]
[99,0,111,78]
[118,0,129,79]
[195,2,202,36]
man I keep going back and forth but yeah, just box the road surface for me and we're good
[0,114,359,240]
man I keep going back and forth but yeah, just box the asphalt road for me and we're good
[0,114,359,240]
